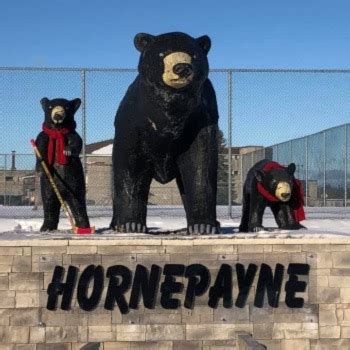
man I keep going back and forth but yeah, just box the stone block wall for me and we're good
[0,236,350,349]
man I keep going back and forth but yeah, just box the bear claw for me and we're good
[281,223,306,230]
[40,224,58,232]
[188,223,220,235]
[250,226,265,233]
[112,222,147,233]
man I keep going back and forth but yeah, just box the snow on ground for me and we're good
[1,205,350,238]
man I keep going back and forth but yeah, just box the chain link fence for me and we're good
[1,67,350,218]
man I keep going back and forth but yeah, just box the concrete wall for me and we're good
[0,236,350,349]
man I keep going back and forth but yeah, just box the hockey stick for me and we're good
[30,139,77,232]
[31,139,95,234]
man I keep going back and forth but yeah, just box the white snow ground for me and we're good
[1,205,350,238]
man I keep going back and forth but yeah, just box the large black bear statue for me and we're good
[35,97,91,232]
[239,159,306,232]
[110,32,220,234]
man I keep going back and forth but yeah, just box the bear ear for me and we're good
[134,33,155,52]
[255,170,265,183]
[70,98,81,112]
[40,97,49,110]
[286,163,296,176]
[196,35,211,54]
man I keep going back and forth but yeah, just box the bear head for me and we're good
[41,97,81,129]
[134,32,211,91]
[255,163,296,202]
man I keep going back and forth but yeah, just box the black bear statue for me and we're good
[35,97,91,232]
[110,32,220,234]
[239,159,306,232]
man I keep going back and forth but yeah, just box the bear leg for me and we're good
[176,125,220,234]
[271,203,305,230]
[270,203,285,228]
[110,155,153,233]
[40,176,61,231]
[283,204,306,229]
[238,189,250,232]
[247,197,266,232]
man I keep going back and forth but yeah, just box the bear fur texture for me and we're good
[110,32,220,234]
[35,97,90,232]
[239,159,306,232]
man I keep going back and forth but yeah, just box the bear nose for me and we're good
[281,193,291,200]
[173,63,193,78]
[53,113,63,120]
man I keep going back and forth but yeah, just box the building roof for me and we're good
[85,139,113,154]
[86,140,263,156]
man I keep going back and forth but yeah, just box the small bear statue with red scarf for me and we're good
[239,159,306,232]
[35,97,91,232]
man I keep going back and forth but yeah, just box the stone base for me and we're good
[0,233,349,349]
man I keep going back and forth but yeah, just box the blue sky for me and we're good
[0,0,350,160]
[1,0,350,68]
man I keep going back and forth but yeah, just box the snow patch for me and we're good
[0,206,350,237]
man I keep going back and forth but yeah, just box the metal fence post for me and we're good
[323,131,326,207]
[81,69,87,173]
[305,137,308,207]
[345,125,348,207]
[240,153,243,205]
[3,155,7,206]
[227,70,233,218]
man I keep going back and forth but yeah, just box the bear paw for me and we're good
[248,225,265,233]
[40,223,58,232]
[111,222,147,233]
[188,223,220,235]
[282,223,306,230]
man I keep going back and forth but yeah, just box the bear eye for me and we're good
[159,53,164,58]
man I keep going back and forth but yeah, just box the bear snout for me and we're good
[275,181,291,201]
[51,106,66,124]
[281,192,291,200]
[53,113,64,121]
[162,52,194,88]
[173,63,193,79]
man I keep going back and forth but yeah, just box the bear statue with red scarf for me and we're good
[239,159,306,233]
[35,97,91,232]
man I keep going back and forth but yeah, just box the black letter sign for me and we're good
[254,263,284,308]
[77,265,104,311]
[208,264,232,308]
[184,264,211,309]
[104,265,132,314]
[235,263,257,308]
[129,264,161,309]
[285,263,310,308]
[160,264,185,309]
[47,265,78,311]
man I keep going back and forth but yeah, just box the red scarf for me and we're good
[257,161,305,222]
[42,124,71,165]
